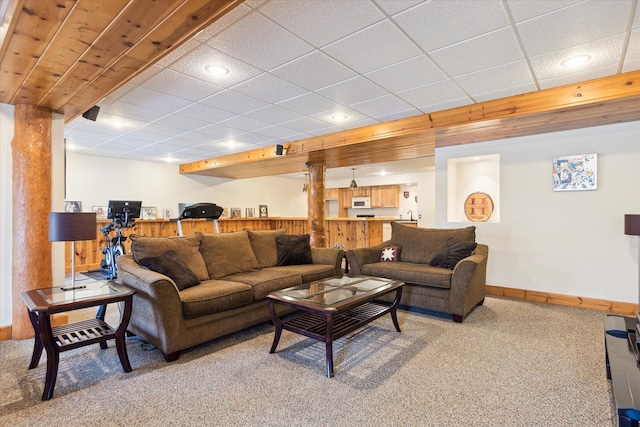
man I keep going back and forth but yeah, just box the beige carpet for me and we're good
[0,296,616,426]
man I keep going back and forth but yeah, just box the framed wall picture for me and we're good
[141,206,157,220]
[65,201,82,212]
[230,207,241,218]
[552,154,597,192]
[220,207,228,218]
[246,207,255,218]
[92,206,108,220]
[259,205,268,218]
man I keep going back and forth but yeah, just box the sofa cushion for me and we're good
[263,264,337,285]
[224,269,303,300]
[139,250,200,291]
[247,228,287,268]
[200,231,260,279]
[179,279,253,319]
[276,234,313,266]
[430,238,478,270]
[389,223,476,264]
[380,245,401,262]
[130,232,209,281]
[361,262,453,289]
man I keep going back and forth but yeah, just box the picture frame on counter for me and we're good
[230,208,241,218]
[259,205,268,218]
[246,207,255,218]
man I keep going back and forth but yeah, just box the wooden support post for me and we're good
[12,104,53,340]
[306,162,327,248]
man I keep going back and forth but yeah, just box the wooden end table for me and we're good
[21,281,135,400]
[268,275,403,378]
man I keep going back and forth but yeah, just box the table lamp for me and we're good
[49,212,97,291]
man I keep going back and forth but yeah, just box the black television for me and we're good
[107,200,142,225]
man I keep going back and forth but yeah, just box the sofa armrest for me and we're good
[311,247,344,276]
[116,254,184,352]
[345,241,390,275]
[449,244,489,316]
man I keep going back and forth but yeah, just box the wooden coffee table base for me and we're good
[269,287,402,378]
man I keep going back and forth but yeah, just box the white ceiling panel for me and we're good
[62,0,639,176]
[323,20,422,74]
[259,0,385,47]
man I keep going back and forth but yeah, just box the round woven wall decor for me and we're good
[464,192,494,222]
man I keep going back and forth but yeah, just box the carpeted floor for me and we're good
[0,296,616,426]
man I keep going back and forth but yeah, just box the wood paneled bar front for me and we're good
[64,217,392,273]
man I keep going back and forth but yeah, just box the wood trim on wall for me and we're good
[485,284,637,316]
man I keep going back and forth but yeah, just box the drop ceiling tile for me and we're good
[244,105,305,125]
[517,0,633,56]
[118,87,192,112]
[529,35,625,81]
[418,97,475,114]
[280,116,336,133]
[376,108,423,122]
[200,90,269,114]
[316,76,388,105]
[259,0,384,47]
[168,44,263,88]
[271,51,357,91]
[472,82,537,103]
[154,39,202,68]
[152,114,212,131]
[505,0,582,22]
[217,115,273,132]
[311,108,373,128]
[374,0,423,16]
[349,94,415,119]
[430,28,523,77]
[70,112,148,135]
[232,132,275,145]
[395,79,470,110]
[627,29,640,61]
[323,20,422,74]
[173,102,236,123]
[64,128,114,142]
[103,101,168,123]
[232,73,308,104]
[538,64,619,89]
[169,131,217,144]
[365,55,446,93]
[276,92,340,116]
[254,125,305,140]
[193,3,252,42]
[140,69,223,102]
[196,123,247,138]
[454,61,533,96]
[393,0,508,52]
[122,129,172,142]
[623,59,640,73]
[211,11,314,70]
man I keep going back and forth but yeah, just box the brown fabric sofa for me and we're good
[116,229,343,361]
[345,223,488,323]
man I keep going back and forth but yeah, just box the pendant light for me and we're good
[349,168,358,190]
[302,174,308,192]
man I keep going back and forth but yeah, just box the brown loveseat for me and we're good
[345,223,488,322]
[116,229,343,361]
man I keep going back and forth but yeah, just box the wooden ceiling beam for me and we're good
[180,71,640,179]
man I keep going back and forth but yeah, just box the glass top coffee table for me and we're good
[267,275,404,378]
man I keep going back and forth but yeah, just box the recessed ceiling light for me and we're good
[331,114,348,121]
[223,140,238,146]
[561,55,591,67]
[205,64,229,76]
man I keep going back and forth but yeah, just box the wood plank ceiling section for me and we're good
[0,0,244,121]
[180,71,640,179]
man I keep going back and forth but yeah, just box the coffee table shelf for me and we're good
[51,318,116,350]
[285,302,392,341]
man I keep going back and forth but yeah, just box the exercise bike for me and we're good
[97,200,141,279]
[99,222,128,279]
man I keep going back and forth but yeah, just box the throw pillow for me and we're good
[429,238,478,270]
[275,234,313,266]
[139,250,200,291]
[380,245,401,262]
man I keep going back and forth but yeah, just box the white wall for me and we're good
[436,120,640,303]
[66,152,309,218]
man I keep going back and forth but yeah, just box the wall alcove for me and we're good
[447,154,500,224]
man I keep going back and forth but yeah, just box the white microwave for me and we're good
[352,197,371,209]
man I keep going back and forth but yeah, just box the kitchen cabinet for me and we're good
[324,188,340,200]
[371,185,400,208]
